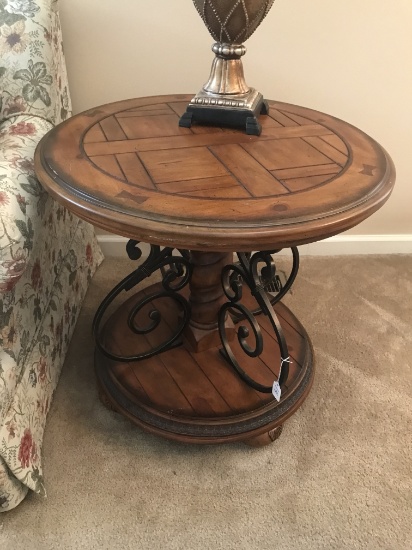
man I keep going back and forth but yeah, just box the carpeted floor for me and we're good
[2,255,412,549]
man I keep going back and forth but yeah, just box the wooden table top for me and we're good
[35,94,395,251]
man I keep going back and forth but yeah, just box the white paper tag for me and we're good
[272,380,282,402]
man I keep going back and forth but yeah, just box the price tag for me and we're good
[272,380,281,402]
[272,355,292,402]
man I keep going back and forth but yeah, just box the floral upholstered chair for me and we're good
[0,0,103,511]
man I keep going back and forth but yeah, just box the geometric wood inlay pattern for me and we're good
[83,100,349,199]
[34,95,396,447]
[35,95,395,251]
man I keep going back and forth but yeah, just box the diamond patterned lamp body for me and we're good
[179,0,275,135]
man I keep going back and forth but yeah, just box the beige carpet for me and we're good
[2,255,412,549]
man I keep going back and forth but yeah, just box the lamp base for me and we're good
[179,89,269,136]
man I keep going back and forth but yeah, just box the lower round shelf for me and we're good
[95,283,314,446]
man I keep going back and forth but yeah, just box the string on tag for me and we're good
[272,356,292,402]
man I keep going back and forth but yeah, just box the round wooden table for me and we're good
[35,94,395,446]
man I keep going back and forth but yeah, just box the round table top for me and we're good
[35,94,395,251]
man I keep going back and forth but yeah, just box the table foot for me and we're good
[244,425,284,447]
[97,383,119,413]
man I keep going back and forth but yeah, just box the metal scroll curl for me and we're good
[93,240,192,362]
[218,249,299,393]
[228,247,299,321]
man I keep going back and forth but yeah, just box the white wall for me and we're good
[59,0,412,238]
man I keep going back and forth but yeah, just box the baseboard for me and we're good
[301,234,412,255]
[98,234,412,258]
[97,235,151,258]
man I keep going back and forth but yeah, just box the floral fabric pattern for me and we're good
[0,0,71,125]
[0,0,103,511]
[0,115,56,288]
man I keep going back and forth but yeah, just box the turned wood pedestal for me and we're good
[35,94,395,446]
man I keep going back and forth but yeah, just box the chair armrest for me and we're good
[0,114,53,291]
[0,0,72,125]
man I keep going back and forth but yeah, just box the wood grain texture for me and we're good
[35,94,395,251]
[32,94,395,445]
[95,282,314,445]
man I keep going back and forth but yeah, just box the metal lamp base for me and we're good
[179,43,269,136]
[179,89,269,136]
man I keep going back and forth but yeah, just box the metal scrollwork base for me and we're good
[94,244,314,446]
[93,240,192,362]
[219,248,299,393]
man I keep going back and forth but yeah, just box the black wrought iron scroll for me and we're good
[228,247,299,322]
[93,240,192,362]
[218,248,299,393]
